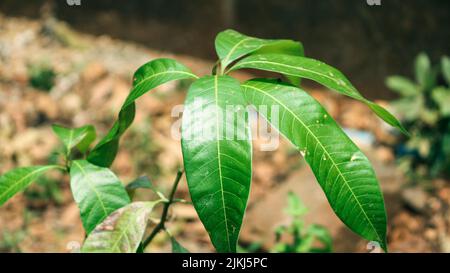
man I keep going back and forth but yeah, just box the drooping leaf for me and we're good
[441,56,450,86]
[171,237,190,253]
[385,76,419,97]
[52,124,96,154]
[215,29,303,73]
[242,79,388,250]
[0,165,61,206]
[82,201,159,253]
[231,53,408,135]
[70,160,131,234]
[181,75,252,253]
[88,58,198,167]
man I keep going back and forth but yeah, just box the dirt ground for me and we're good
[0,14,449,253]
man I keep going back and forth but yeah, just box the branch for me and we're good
[142,169,184,249]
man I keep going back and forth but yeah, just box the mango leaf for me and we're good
[82,201,159,253]
[215,29,303,73]
[231,53,408,135]
[171,237,190,253]
[0,165,61,206]
[181,75,252,252]
[52,124,96,154]
[88,58,198,167]
[442,56,450,86]
[70,160,130,234]
[385,76,419,97]
[242,79,388,251]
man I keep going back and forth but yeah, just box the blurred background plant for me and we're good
[28,61,56,91]
[238,192,332,253]
[387,53,450,182]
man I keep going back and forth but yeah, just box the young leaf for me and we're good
[215,29,303,72]
[181,75,252,253]
[0,165,61,206]
[82,201,159,253]
[171,237,190,253]
[70,160,131,234]
[231,54,408,135]
[242,79,388,250]
[88,58,198,167]
[52,124,96,154]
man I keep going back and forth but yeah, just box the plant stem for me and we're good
[142,169,184,249]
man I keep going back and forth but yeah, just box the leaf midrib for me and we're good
[0,166,58,204]
[236,58,364,100]
[242,83,383,243]
[214,75,232,252]
[72,161,109,222]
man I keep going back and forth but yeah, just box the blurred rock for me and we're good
[401,187,429,214]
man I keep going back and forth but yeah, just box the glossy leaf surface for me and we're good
[52,124,96,154]
[232,54,407,135]
[88,58,197,167]
[181,75,251,252]
[242,79,387,250]
[70,160,130,234]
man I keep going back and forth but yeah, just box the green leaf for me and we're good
[441,56,450,86]
[126,176,153,191]
[215,29,303,73]
[171,237,190,253]
[242,79,388,251]
[432,87,450,116]
[231,54,408,135]
[385,76,419,97]
[88,58,198,167]
[0,165,61,206]
[181,75,252,252]
[52,124,96,154]
[70,160,130,234]
[415,53,433,89]
[82,201,159,253]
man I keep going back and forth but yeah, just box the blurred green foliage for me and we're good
[387,53,450,180]
[28,62,56,91]
[272,192,332,253]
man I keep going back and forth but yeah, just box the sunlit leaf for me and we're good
[215,29,303,73]
[441,56,450,86]
[88,58,198,167]
[0,165,61,206]
[70,160,130,234]
[82,201,159,253]
[231,53,407,135]
[181,75,252,252]
[242,79,387,250]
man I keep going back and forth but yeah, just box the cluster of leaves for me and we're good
[387,53,450,179]
[0,29,406,253]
